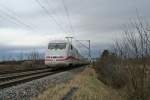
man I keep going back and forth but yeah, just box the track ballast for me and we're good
[0,65,85,90]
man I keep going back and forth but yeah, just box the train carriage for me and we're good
[45,40,88,68]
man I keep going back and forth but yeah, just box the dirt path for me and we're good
[33,67,125,100]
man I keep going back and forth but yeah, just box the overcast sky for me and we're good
[0,0,150,57]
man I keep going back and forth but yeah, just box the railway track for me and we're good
[0,67,63,90]
[0,65,86,90]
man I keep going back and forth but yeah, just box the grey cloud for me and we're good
[1,0,149,33]
[0,0,150,57]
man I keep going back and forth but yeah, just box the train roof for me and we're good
[49,40,68,43]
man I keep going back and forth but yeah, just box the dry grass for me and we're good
[0,60,45,73]
[0,64,20,73]
[33,67,125,100]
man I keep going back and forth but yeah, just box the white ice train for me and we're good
[45,40,89,67]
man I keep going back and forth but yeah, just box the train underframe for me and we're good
[45,59,88,69]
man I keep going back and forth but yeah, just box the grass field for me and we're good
[0,60,45,73]
[33,67,125,100]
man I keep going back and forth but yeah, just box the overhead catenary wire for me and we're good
[0,7,35,31]
[43,0,68,32]
[0,12,20,27]
[35,0,67,33]
[73,39,89,57]
[61,0,74,35]
[43,0,75,36]
[0,5,38,31]
[74,38,91,60]
[74,39,89,49]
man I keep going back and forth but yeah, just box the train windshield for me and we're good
[48,43,66,50]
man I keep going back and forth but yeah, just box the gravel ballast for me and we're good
[0,67,85,100]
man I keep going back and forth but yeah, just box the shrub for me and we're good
[95,50,126,88]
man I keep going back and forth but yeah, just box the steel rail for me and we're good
[0,68,52,82]
[0,71,56,89]
[0,65,85,89]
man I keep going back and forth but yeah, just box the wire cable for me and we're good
[44,0,67,31]
[0,5,38,31]
[74,39,89,57]
[61,0,74,35]
[0,7,34,30]
[74,39,89,49]
[35,0,67,33]
[0,13,20,27]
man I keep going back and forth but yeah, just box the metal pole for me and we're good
[88,40,91,62]
[66,37,73,43]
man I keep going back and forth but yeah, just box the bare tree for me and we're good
[113,17,150,100]
[27,49,40,61]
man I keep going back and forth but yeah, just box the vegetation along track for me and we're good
[0,65,83,90]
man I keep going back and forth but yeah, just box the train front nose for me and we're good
[45,56,67,67]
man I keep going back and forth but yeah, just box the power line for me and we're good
[0,9,30,29]
[61,0,74,35]
[0,5,38,31]
[0,13,20,27]
[75,39,89,49]
[74,38,91,60]
[43,0,68,32]
[43,0,74,36]
[35,0,67,33]
[0,7,35,31]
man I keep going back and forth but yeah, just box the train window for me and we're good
[48,43,66,49]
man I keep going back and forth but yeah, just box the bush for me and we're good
[95,50,126,88]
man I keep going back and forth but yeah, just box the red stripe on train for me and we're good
[45,56,80,61]
[65,56,80,60]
